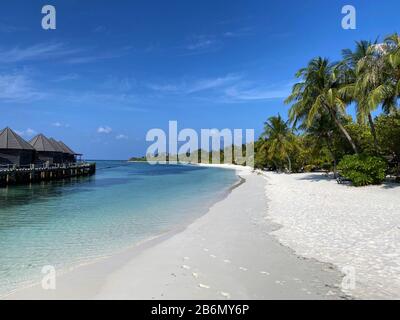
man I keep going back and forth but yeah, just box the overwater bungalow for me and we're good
[57,140,81,163]
[29,134,63,165]
[0,128,95,186]
[48,138,77,163]
[0,127,35,166]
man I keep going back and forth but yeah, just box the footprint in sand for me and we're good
[220,291,231,299]
[183,257,190,261]
[182,265,191,270]
[199,283,210,289]
[192,272,199,279]
[203,248,209,252]
[223,259,231,264]
[239,267,248,271]
[260,271,270,276]
[210,254,217,259]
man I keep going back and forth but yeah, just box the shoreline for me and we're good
[1,165,242,299]
[5,165,346,300]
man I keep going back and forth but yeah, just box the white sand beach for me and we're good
[263,171,400,299]
[5,166,400,300]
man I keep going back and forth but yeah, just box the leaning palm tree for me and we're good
[339,40,381,152]
[262,114,295,172]
[286,57,358,154]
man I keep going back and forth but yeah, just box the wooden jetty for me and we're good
[0,162,96,187]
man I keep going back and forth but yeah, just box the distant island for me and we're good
[128,156,147,162]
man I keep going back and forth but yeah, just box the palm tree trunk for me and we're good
[325,137,338,178]
[286,155,292,173]
[329,109,359,154]
[368,113,379,154]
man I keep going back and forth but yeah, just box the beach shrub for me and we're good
[376,111,400,157]
[303,164,316,172]
[337,155,387,186]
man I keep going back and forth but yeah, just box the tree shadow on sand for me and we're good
[296,173,400,189]
[382,180,400,189]
[296,173,333,182]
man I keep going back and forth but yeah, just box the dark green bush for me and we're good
[337,155,387,187]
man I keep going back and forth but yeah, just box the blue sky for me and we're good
[0,0,399,159]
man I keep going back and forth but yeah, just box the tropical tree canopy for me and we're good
[254,33,400,184]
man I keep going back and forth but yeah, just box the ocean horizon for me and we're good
[0,161,238,296]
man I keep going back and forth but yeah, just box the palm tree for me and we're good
[286,57,359,154]
[339,40,381,152]
[357,34,399,117]
[379,33,400,106]
[306,113,340,177]
[262,114,295,172]
[387,33,400,94]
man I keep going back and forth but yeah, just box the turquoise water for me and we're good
[0,161,238,295]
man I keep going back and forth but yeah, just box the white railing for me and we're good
[0,162,93,172]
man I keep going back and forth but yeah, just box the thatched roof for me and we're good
[29,134,60,152]
[58,140,77,155]
[49,138,66,153]
[0,127,35,150]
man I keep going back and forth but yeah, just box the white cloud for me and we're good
[183,29,251,55]
[102,77,134,92]
[93,26,106,33]
[26,128,36,136]
[222,27,254,38]
[148,74,241,95]
[147,83,179,93]
[146,73,292,103]
[15,128,37,137]
[97,126,112,134]
[0,42,79,63]
[52,122,70,128]
[187,38,216,51]
[53,73,79,82]
[0,42,128,65]
[224,84,291,101]
[116,134,128,140]
[65,47,131,64]
[0,72,44,103]
[187,75,241,93]
[179,34,224,56]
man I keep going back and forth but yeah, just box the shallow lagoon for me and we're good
[0,161,237,295]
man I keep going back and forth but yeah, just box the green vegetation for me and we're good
[337,155,387,186]
[128,156,147,162]
[131,33,399,187]
[255,33,400,186]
